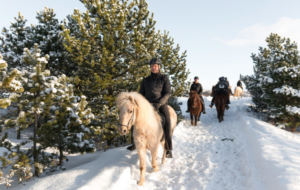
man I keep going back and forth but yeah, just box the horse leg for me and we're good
[137,146,146,186]
[150,144,160,172]
[161,140,166,165]
[190,114,193,126]
[194,115,197,126]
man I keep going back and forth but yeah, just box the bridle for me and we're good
[118,101,137,130]
[118,108,135,129]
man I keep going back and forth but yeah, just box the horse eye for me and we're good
[130,111,133,113]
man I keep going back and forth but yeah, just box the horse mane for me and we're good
[116,91,161,132]
[189,90,199,99]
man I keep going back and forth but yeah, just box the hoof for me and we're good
[137,180,144,186]
[153,166,159,172]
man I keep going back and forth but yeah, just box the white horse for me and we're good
[233,86,243,99]
[116,92,177,186]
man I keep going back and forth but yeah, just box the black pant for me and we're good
[159,104,172,150]
[130,104,172,150]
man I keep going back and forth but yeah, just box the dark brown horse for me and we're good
[210,85,228,123]
[188,90,202,126]
[214,94,227,122]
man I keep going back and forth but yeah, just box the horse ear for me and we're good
[128,96,134,104]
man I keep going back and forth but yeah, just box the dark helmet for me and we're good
[194,76,199,80]
[219,76,225,81]
[225,77,227,80]
[149,58,161,66]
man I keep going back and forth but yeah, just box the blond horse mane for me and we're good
[116,92,162,145]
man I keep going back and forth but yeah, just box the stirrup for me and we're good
[203,110,206,114]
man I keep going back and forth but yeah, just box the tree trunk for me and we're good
[59,148,63,166]
[34,112,38,176]
[291,126,297,132]
[17,130,21,139]
[17,107,21,139]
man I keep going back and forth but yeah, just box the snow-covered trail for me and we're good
[20,97,300,190]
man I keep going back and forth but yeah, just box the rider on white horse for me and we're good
[127,58,173,158]
[237,80,243,90]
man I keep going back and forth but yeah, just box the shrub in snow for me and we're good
[0,44,93,184]
[241,33,300,130]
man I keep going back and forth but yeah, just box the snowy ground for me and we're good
[5,97,300,190]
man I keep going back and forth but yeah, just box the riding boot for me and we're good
[186,99,190,113]
[159,104,173,158]
[209,102,213,108]
[200,96,206,114]
[127,127,136,151]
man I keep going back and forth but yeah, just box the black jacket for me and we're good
[190,82,203,96]
[226,80,230,86]
[237,81,242,86]
[215,81,228,92]
[139,72,171,105]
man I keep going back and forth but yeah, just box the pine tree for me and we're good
[242,33,300,130]
[155,31,190,123]
[0,12,30,70]
[0,53,23,109]
[62,0,160,146]
[32,7,72,76]
[37,82,95,165]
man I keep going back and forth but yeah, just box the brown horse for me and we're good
[188,90,202,126]
[210,85,228,123]
[214,94,227,123]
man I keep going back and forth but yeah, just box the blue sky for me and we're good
[1,0,300,89]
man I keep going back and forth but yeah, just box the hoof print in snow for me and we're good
[221,138,234,141]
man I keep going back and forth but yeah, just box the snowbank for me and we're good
[4,97,300,190]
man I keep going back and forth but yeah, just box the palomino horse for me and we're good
[228,86,234,98]
[116,92,177,186]
[233,86,243,99]
[189,90,202,126]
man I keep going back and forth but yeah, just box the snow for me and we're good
[3,97,300,190]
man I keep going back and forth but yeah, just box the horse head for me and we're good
[116,93,137,135]
[189,90,198,108]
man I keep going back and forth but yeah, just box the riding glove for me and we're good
[153,103,161,110]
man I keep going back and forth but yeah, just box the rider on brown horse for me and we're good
[186,76,206,115]
[209,76,230,109]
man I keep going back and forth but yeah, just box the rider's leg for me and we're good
[127,127,136,151]
[186,98,190,112]
[200,96,206,114]
[159,104,173,158]
[209,95,215,108]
